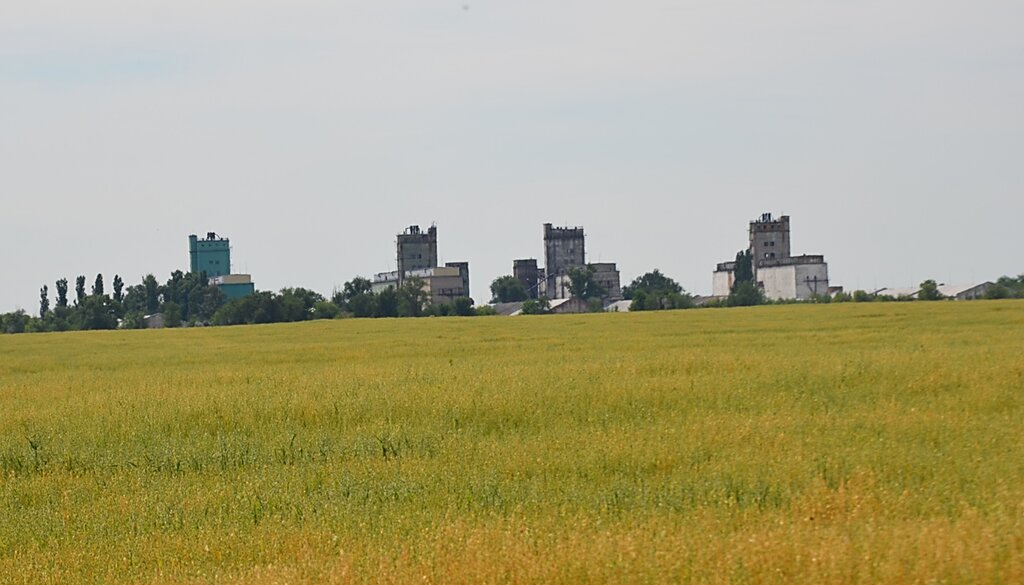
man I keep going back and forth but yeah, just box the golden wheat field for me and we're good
[1,301,1023,584]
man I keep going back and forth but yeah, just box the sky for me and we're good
[2,1,1022,312]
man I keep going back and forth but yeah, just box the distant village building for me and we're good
[490,297,591,316]
[373,224,470,304]
[188,232,255,299]
[604,299,632,312]
[874,282,992,300]
[142,313,165,329]
[713,213,830,300]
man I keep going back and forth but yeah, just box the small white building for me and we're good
[757,256,830,300]
[712,261,737,297]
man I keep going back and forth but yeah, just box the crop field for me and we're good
[1,301,1023,583]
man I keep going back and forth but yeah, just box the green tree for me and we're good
[55,278,69,308]
[39,285,50,318]
[521,297,550,315]
[92,273,104,296]
[430,303,452,317]
[278,288,324,321]
[986,275,1024,299]
[143,274,160,313]
[73,295,119,330]
[623,269,682,299]
[490,275,529,303]
[343,277,373,300]
[161,270,186,307]
[918,279,944,301]
[733,250,754,287]
[163,302,182,328]
[452,297,475,316]
[852,290,873,302]
[191,284,226,323]
[624,269,692,310]
[312,300,340,319]
[120,312,145,329]
[48,306,73,332]
[566,265,606,300]
[2,310,30,334]
[376,287,399,317]
[249,292,285,324]
[727,281,764,307]
[75,276,86,306]
[397,278,430,317]
[348,292,377,318]
[112,275,125,303]
[121,284,147,314]
[629,290,649,311]
[985,284,1012,299]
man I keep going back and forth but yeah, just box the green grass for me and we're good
[1,301,1023,583]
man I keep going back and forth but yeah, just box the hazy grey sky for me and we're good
[3,1,1022,312]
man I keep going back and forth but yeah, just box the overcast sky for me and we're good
[2,1,1022,312]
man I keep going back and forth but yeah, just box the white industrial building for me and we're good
[713,213,831,300]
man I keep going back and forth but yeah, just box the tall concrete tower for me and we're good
[188,232,231,277]
[543,223,585,298]
[513,258,540,299]
[748,213,790,280]
[396,224,438,282]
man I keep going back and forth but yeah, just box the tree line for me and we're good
[2,268,1022,335]
[0,272,487,334]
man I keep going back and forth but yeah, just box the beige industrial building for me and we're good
[372,224,470,304]
[371,266,469,305]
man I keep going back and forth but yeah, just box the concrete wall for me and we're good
[445,262,470,300]
[712,269,735,296]
[759,265,797,300]
[549,297,589,314]
[548,274,572,300]
[759,262,829,300]
[591,262,622,300]
[429,273,467,305]
[793,263,829,299]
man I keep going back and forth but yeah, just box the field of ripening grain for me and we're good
[1,301,1023,584]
